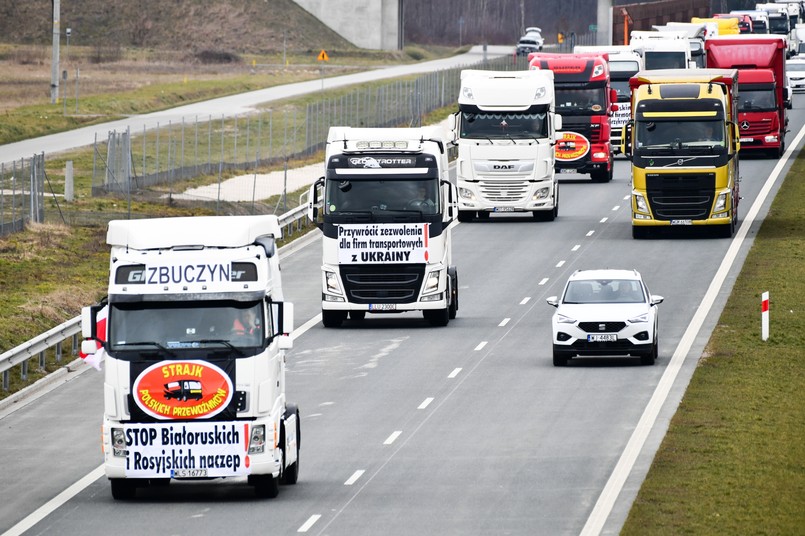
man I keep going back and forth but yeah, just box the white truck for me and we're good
[630,31,693,69]
[80,215,299,500]
[308,126,459,328]
[574,45,644,153]
[453,69,561,221]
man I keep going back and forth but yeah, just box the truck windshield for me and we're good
[460,111,548,139]
[325,178,439,215]
[644,52,687,70]
[108,301,266,352]
[738,87,776,111]
[769,17,789,34]
[636,119,725,148]
[610,80,631,102]
[554,88,607,115]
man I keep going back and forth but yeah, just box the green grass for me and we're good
[621,151,805,535]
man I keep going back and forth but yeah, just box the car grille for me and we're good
[578,321,627,333]
[340,264,425,304]
[646,172,715,220]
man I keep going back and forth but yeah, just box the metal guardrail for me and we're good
[1,204,312,392]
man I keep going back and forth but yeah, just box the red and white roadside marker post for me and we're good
[761,291,769,341]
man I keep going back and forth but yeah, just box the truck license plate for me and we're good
[670,219,692,226]
[739,138,752,143]
[369,304,396,311]
[172,469,207,478]
[559,168,576,174]
[588,334,617,342]
[493,207,515,212]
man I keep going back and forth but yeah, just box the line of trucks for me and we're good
[78,12,797,498]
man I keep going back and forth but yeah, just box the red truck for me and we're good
[528,52,617,182]
[705,35,788,158]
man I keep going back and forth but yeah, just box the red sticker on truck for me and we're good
[555,131,590,161]
[133,360,234,420]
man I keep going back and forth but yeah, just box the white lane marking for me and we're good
[298,514,321,533]
[499,318,510,327]
[383,431,402,445]
[319,401,335,406]
[586,230,595,237]
[474,341,487,351]
[600,217,608,223]
[418,397,434,410]
[612,205,620,211]
[448,368,462,378]
[520,296,532,304]
[1,465,104,536]
[556,260,565,268]
[623,195,630,200]
[572,244,581,252]
[538,278,549,285]
[580,121,805,536]
[344,470,365,486]
[292,314,321,341]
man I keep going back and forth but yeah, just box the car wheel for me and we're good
[641,337,658,366]
[552,346,568,367]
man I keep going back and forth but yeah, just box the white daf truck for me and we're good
[81,215,299,500]
[453,69,561,221]
[308,126,459,328]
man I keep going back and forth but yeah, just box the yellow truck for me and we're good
[621,69,741,238]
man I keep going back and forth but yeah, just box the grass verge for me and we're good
[620,150,805,534]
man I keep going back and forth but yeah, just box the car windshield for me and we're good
[563,279,645,304]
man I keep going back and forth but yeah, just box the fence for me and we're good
[0,153,46,237]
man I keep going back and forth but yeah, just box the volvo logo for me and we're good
[740,121,750,130]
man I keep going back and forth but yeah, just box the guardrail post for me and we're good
[39,350,46,369]
[72,334,78,355]
[21,359,28,381]
[3,370,8,391]
[56,341,63,363]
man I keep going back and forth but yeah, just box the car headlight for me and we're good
[556,314,576,324]
[325,271,342,294]
[628,313,649,324]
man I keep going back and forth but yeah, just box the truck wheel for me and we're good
[349,311,366,321]
[110,479,136,500]
[448,270,458,320]
[252,474,280,498]
[632,226,649,239]
[423,307,449,327]
[477,211,490,220]
[458,211,474,222]
[281,406,300,485]
[322,310,346,328]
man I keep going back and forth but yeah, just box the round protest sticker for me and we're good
[555,131,590,162]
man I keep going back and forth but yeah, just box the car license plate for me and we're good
[369,304,396,311]
[588,334,617,342]
[740,137,752,143]
[670,219,692,226]
[559,168,576,174]
[493,207,515,212]
[172,469,207,478]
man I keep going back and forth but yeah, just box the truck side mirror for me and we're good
[447,112,459,141]
[271,301,294,350]
[441,179,457,222]
[554,113,563,132]
[609,88,618,109]
[308,177,324,229]
[622,123,633,160]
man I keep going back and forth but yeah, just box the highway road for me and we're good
[1,70,802,535]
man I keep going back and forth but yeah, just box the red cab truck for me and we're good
[529,52,618,182]
[705,35,788,158]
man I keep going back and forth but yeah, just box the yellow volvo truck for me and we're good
[621,69,741,239]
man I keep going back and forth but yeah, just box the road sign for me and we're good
[317,49,329,62]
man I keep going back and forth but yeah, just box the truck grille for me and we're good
[740,121,773,137]
[478,180,530,202]
[340,264,425,304]
[646,173,716,220]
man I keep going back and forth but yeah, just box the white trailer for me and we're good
[308,126,459,328]
[81,215,298,500]
[453,69,561,221]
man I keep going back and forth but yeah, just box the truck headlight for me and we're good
[325,271,342,294]
[249,424,266,454]
[532,187,550,200]
[424,270,441,293]
[458,187,475,200]
[634,194,648,213]
[111,427,127,457]
[714,193,728,213]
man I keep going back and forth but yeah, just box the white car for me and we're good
[786,59,805,92]
[546,269,663,366]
